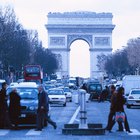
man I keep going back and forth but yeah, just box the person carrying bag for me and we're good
[115,87,132,133]
[115,111,125,122]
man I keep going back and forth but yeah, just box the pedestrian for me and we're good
[36,85,57,131]
[115,87,132,133]
[105,85,117,132]
[44,90,57,129]
[98,86,109,102]
[80,83,88,92]
[0,82,11,129]
[9,88,21,129]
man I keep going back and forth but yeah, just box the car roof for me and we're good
[48,88,64,91]
[17,82,38,88]
[0,79,6,83]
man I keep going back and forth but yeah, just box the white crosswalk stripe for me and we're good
[25,129,42,136]
[128,129,140,135]
[0,129,10,136]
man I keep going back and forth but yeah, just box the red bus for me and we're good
[24,65,43,84]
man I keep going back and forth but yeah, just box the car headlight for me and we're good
[29,106,36,111]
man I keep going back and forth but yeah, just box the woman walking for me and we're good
[115,87,132,133]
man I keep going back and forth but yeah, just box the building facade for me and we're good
[45,12,115,78]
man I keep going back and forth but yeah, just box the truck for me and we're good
[122,75,140,96]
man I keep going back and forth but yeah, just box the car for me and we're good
[86,82,102,100]
[0,79,6,90]
[9,82,19,87]
[126,88,140,108]
[7,82,51,124]
[62,87,72,102]
[48,88,66,106]
[44,84,56,92]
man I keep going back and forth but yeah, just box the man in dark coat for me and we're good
[9,88,21,129]
[0,82,10,128]
[36,85,57,131]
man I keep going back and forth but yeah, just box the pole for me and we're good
[79,89,87,129]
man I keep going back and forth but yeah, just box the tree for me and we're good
[34,47,58,75]
[0,6,30,72]
[0,6,59,79]
[97,54,107,71]
[126,37,140,73]
[97,49,132,77]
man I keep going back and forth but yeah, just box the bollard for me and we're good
[79,89,87,129]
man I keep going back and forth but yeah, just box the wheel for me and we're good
[127,105,131,108]
[63,103,66,107]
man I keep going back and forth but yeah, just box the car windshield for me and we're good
[89,85,96,91]
[48,90,64,95]
[45,85,55,90]
[7,87,38,99]
[131,90,140,94]
[89,84,102,91]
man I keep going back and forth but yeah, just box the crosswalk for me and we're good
[0,129,43,136]
[128,129,140,135]
[0,128,140,136]
[25,129,42,136]
[0,130,10,136]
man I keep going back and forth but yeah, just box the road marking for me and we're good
[128,129,140,135]
[26,129,42,136]
[0,130,10,136]
[75,119,80,122]
[68,106,80,124]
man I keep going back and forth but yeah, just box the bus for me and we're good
[24,65,43,84]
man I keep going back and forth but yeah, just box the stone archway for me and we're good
[46,12,115,78]
[69,39,90,78]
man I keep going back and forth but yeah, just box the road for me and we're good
[0,93,140,140]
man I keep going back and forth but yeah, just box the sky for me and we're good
[1,0,140,78]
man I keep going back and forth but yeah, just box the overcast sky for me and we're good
[1,0,140,77]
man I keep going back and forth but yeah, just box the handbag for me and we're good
[115,112,125,122]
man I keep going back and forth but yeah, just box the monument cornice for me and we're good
[46,24,115,29]
[89,48,112,52]
[49,48,70,52]
[48,12,113,18]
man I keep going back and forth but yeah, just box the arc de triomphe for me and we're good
[46,12,115,78]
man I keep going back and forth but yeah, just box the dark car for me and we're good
[86,82,102,100]
[7,82,39,124]
[7,82,51,124]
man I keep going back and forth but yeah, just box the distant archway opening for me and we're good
[70,40,90,78]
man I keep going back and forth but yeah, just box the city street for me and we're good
[0,94,140,140]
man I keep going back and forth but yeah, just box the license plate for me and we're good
[21,114,26,117]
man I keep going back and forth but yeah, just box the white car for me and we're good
[0,79,6,89]
[48,88,66,106]
[63,87,72,102]
[126,89,140,108]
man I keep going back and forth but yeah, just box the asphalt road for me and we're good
[0,93,140,140]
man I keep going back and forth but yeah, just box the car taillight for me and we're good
[129,96,134,99]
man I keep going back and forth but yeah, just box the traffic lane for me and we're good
[125,105,140,131]
[1,101,140,140]
[0,101,79,140]
[86,101,140,131]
